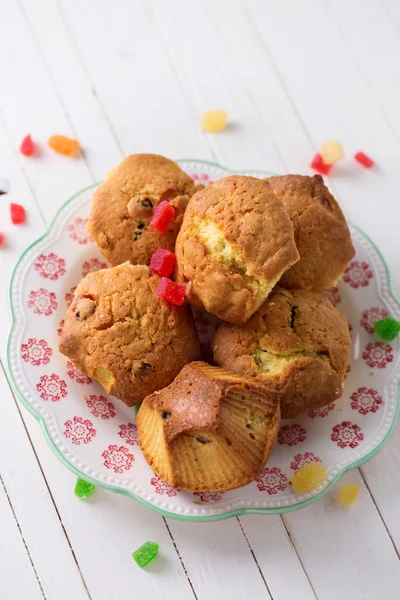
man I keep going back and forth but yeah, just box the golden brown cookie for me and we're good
[88,154,198,266]
[212,288,351,419]
[175,176,299,325]
[137,361,280,492]
[59,263,200,406]
[267,175,355,291]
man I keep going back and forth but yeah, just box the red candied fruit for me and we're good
[20,134,36,157]
[156,277,186,306]
[310,153,333,175]
[150,201,175,233]
[10,203,26,224]
[149,249,175,277]
[0,232,5,247]
[354,151,374,169]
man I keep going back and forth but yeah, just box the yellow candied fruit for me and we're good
[320,140,344,165]
[93,367,115,392]
[201,110,228,133]
[337,483,359,505]
[48,134,80,157]
[291,462,328,494]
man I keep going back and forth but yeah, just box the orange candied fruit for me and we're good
[320,140,344,165]
[337,483,359,505]
[48,134,80,157]
[291,462,328,494]
[201,110,228,132]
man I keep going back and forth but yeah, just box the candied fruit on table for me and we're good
[74,478,95,499]
[20,134,36,157]
[132,541,159,568]
[320,140,344,165]
[201,110,228,132]
[0,232,5,247]
[150,201,175,233]
[10,203,26,224]
[374,317,400,341]
[48,134,80,156]
[291,462,328,494]
[354,151,374,169]
[310,153,333,175]
[156,277,186,306]
[149,248,175,277]
[337,483,359,505]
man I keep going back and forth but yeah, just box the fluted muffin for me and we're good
[59,263,200,406]
[267,174,355,291]
[137,362,280,492]
[175,176,299,325]
[88,154,198,266]
[212,288,351,419]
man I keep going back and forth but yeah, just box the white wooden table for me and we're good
[1,1,400,598]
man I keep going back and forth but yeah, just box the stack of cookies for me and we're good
[59,154,354,493]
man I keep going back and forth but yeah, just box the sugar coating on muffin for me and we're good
[137,361,280,492]
[59,263,200,406]
[175,176,299,325]
[212,288,351,419]
[88,154,198,266]
[267,175,355,292]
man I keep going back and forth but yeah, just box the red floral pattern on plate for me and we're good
[256,467,288,494]
[27,288,58,316]
[57,319,65,336]
[64,286,77,307]
[81,257,107,277]
[36,374,67,402]
[102,445,134,473]
[35,253,66,280]
[321,287,341,307]
[362,342,393,368]
[21,339,52,366]
[290,452,322,472]
[68,217,92,244]
[66,361,92,384]
[191,172,214,186]
[343,261,373,288]
[331,421,364,448]
[194,491,223,502]
[150,476,177,497]
[351,387,383,415]
[278,424,307,446]
[118,423,138,446]
[87,394,116,419]
[360,307,389,334]
[308,403,335,418]
[64,416,96,444]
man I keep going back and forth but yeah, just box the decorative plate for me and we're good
[6,160,400,521]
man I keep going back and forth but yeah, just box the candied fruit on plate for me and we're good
[291,462,328,494]
[201,110,228,132]
[337,483,359,505]
[320,140,344,164]
[48,134,80,156]
[132,541,159,568]
[374,317,400,341]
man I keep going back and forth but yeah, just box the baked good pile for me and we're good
[59,153,354,494]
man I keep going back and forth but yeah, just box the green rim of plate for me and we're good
[5,160,400,522]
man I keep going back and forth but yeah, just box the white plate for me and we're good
[6,160,400,521]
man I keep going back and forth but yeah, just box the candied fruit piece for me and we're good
[374,317,400,341]
[0,232,5,247]
[156,277,186,306]
[135,402,142,415]
[310,153,333,175]
[354,151,374,169]
[132,541,159,567]
[150,248,175,277]
[291,461,327,494]
[320,140,344,165]
[48,134,80,156]
[74,478,95,499]
[20,134,36,157]
[150,201,175,233]
[201,110,228,132]
[10,203,26,224]
[337,483,359,505]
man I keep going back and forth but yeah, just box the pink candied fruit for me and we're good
[150,201,175,233]
[310,153,333,175]
[156,277,186,306]
[149,249,175,277]
[20,134,36,157]
[0,232,5,247]
[10,203,26,224]
[354,151,374,169]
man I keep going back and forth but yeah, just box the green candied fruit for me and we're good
[132,541,159,567]
[74,478,95,499]
[135,402,142,415]
[374,317,400,341]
